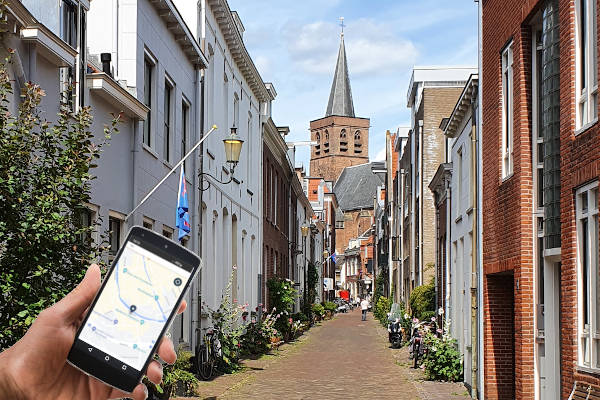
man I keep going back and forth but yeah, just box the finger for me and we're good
[145,360,163,385]
[157,336,176,364]
[176,299,187,315]
[129,383,148,400]
[54,264,101,322]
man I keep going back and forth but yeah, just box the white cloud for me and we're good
[283,18,418,76]
[373,146,386,162]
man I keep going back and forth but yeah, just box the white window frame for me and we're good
[576,0,599,131]
[456,147,463,219]
[108,210,125,262]
[163,75,174,163]
[576,181,599,370]
[143,50,157,148]
[501,42,514,179]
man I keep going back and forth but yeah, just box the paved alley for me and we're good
[188,310,467,400]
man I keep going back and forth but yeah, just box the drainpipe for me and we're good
[477,0,484,397]
[470,87,479,399]
[445,172,451,325]
[418,119,424,286]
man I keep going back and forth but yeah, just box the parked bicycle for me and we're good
[195,327,222,380]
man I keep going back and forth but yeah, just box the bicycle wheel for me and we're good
[198,345,214,380]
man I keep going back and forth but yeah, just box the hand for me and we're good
[0,264,187,400]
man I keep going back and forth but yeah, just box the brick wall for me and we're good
[421,87,463,285]
[482,0,540,398]
[484,274,515,400]
[309,115,370,182]
[263,143,292,309]
[558,0,600,395]
[335,209,373,255]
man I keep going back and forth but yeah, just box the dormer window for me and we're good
[340,129,348,152]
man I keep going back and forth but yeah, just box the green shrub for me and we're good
[374,296,392,325]
[323,301,337,312]
[291,312,308,322]
[267,277,297,340]
[422,332,463,382]
[147,348,199,398]
[240,310,279,356]
[409,280,435,320]
[311,303,325,319]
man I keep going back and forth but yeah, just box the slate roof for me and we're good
[333,162,384,211]
[325,35,355,117]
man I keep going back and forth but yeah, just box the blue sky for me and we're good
[228,0,478,172]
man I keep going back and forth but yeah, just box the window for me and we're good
[143,217,154,231]
[80,208,94,245]
[324,130,329,153]
[340,129,348,152]
[456,148,463,218]
[164,79,173,162]
[576,0,598,129]
[108,216,122,261]
[182,100,189,170]
[354,130,362,153]
[162,226,173,240]
[247,113,252,188]
[60,0,77,47]
[501,43,514,177]
[315,131,321,155]
[233,93,239,130]
[143,58,154,147]
[59,67,75,110]
[577,182,599,369]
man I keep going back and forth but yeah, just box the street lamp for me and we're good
[200,127,244,191]
[301,223,309,312]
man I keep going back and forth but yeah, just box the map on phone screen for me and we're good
[78,241,191,370]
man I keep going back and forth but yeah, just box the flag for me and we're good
[176,165,190,241]
[330,252,337,264]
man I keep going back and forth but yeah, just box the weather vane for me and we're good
[339,16,345,35]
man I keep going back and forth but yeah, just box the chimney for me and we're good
[100,53,112,77]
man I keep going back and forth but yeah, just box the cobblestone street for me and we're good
[185,310,468,400]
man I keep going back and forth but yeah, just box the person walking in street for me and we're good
[361,298,369,321]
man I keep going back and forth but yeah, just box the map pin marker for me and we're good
[130,305,137,313]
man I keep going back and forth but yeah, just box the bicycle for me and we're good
[195,327,222,380]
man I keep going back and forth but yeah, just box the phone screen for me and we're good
[77,240,191,371]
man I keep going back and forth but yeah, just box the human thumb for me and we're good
[54,264,101,322]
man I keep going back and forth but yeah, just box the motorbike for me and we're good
[387,314,403,349]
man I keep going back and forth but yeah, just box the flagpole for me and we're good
[126,125,217,221]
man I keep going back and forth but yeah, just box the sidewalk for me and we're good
[372,321,470,400]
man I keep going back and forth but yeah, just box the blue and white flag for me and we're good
[175,165,190,241]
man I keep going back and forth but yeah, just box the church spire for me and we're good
[325,18,355,118]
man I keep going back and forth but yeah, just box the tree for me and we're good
[0,54,118,349]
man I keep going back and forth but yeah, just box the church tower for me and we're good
[309,31,370,183]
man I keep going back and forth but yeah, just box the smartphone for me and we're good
[67,226,200,393]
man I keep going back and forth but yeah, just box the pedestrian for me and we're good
[361,297,369,321]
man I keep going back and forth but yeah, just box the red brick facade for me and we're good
[483,0,600,398]
[309,115,370,183]
[482,1,538,399]
[263,143,292,308]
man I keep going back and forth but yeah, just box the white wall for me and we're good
[449,110,474,389]
[198,3,264,323]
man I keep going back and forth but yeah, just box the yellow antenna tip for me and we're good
[212,124,218,130]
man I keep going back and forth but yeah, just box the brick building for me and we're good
[399,67,475,308]
[482,0,600,398]
[309,33,370,183]
[262,118,293,307]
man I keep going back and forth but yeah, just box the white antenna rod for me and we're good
[125,125,218,221]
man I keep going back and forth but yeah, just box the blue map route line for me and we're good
[114,255,167,323]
